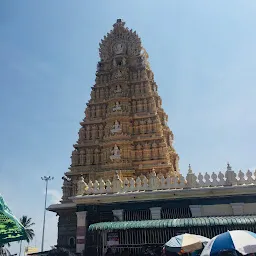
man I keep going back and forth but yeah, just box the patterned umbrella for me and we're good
[0,195,27,245]
[164,233,210,254]
[201,230,256,256]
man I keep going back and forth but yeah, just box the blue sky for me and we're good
[1,0,256,254]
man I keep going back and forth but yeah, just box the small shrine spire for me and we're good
[113,19,125,28]
[188,164,193,174]
[227,162,232,171]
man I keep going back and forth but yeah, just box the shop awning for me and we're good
[88,215,256,231]
[0,195,27,245]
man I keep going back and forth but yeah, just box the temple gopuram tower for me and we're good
[62,19,179,202]
[47,20,256,256]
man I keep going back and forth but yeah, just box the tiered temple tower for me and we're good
[62,19,179,202]
[48,20,256,256]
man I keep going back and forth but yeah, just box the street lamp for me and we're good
[41,176,54,252]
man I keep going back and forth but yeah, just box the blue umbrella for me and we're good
[201,230,256,256]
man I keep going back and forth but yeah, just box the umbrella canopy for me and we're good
[201,230,256,256]
[164,233,210,254]
[0,195,27,245]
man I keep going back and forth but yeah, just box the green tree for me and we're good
[18,216,35,256]
[0,245,11,256]
[47,247,76,256]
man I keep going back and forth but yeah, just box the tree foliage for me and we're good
[47,247,76,256]
[19,216,35,243]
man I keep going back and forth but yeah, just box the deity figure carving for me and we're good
[91,106,96,117]
[96,106,100,117]
[132,101,137,112]
[77,176,87,196]
[141,69,148,80]
[91,125,97,140]
[98,124,104,138]
[115,85,122,93]
[113,101,121,111]
[71,150,79,166]
[135,176,142,190]
[122,57,126,66]
[86,149,92,165]
[143,99,148,111]
[141,175,148,190]
[93,180,100,193]
[78,128,86,142]
[159,172,166,188]
[94,148,100,164]
[128,102,131,112]
[86,126,90,139]
[112,171,123,193]
[113,43,124,54]
[137,100,142,112]
[164,116,168,125]
[106,180,112,193]
[91,90,96,99]
[152,142,158,159]
[110,144,121,161]
[129,177,135,191]
[79,150,85,165]
[111,120,121,134]
[114,69,123,79]
[138,70,141,80]
[85,108,90,119]
[99,179,106,193]
[169,134,173,146]
[149,169,160,190]
[123,177,129,192]
[87,180,94,194]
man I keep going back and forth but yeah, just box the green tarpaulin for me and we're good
[0,195,27,245]
[88,215,256,231]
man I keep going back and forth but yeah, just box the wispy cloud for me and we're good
[46,189,62,204]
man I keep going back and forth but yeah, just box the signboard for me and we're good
[25,246,38,255]
[107,232,119,246]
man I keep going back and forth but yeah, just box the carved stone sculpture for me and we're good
[110,144,121,161]
[149,169,159,190]
[113,101,121,111]
[71,150,79,166]
[112,171,123,193]
[111,120,121,134]
[77,176,86,196]
[115,85,122,93]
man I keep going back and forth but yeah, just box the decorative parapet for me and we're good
[76,164,256,196]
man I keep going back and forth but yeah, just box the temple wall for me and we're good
[190,202,256,217]
[201,204,233,216]
[244,203,256,214]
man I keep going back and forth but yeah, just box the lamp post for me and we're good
[41,176,54,252]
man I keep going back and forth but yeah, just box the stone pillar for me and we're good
[231,203,244,215]
[76,211,87,254]
[189,205,202,217]
[112,209,123,221]
[150,207,161,220]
